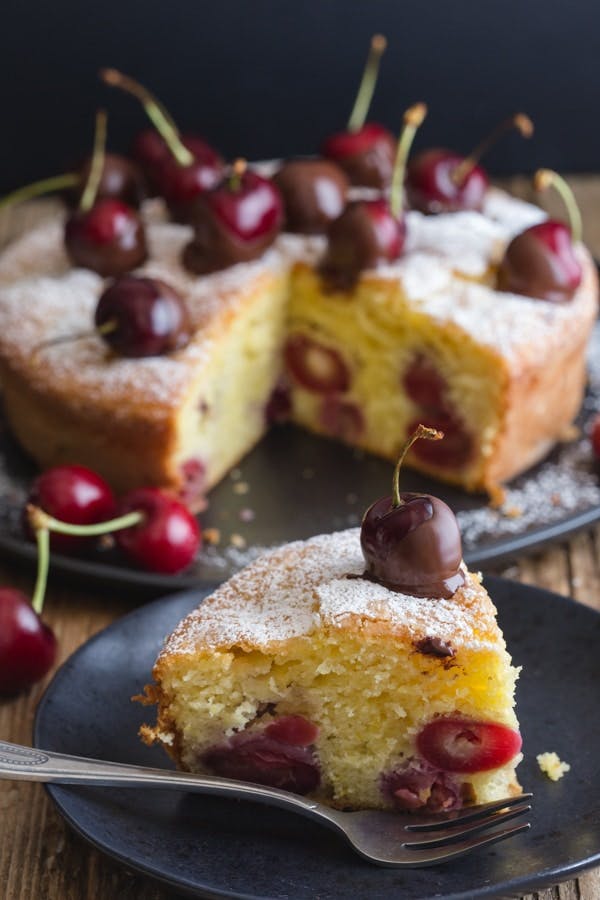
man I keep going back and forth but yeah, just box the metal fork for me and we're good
[0,740,531,867]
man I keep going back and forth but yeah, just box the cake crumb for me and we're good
[203,528,221,545]
[537,751,570,781]
[239,507,255,523]
[233,481,250,495]
[503,504,523,519]
[230,533,247,549]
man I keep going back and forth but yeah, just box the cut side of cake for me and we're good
[140,528,522,812]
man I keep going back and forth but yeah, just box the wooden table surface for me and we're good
[1,182,600,900]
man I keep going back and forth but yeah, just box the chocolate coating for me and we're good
[360,491,465,599]
[322,123,396,189]
[497,220,582,302]
[273,159,349,233]
[70,153,146,209]
[64,199,147,278]
[95,275,191,358]
[319,199,405,290]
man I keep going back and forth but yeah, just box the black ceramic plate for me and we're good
[3,372,600,593]
[34,577,600,900]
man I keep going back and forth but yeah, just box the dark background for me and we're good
[1,0,599,193]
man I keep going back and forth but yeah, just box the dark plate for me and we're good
[34,576,600,900]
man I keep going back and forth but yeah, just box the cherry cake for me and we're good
[139,527,522,811]
[0,180,596,504]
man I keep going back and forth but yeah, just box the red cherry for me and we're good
[284,334,350,393]
[115,487,200,574]
[26,465,116,554]
[157,143,224,223]
[0,589,57,694]
[322,122,397,189]
[403,354,448,410]
[407,412,474,469]
[591,415,600,459]
[417,717,522,773]
[497,220,582,302]
[64,198,147,277]
[319,396,364,441]
[406,149,489,215]
[71,153,145,209]
[264,715,319,747]
[133,130,221,195]
[183,164,283,274]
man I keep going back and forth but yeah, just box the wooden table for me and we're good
[1,183,600,899]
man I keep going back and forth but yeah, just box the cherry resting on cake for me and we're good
[320,102,427,289]
[64,111,148,276]
[183,159,283,274]
[27,482,200,575]
[273,159,349,233]
[322,34,396,188]
[360,424,466,598]
[497,168,583,302]
[101,68,223,222]
[406,113,534,214]
[69,152,145,209]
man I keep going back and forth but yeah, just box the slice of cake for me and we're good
[140,432,522,812]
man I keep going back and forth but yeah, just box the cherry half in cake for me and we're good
[497,168,583,302]
[183,159,283,274]
[320,102,427,288]
[406,113,533,214]
[101,68,223,222]
[64,111,148,276]
[321,35,396,188]
[360,424,466,598]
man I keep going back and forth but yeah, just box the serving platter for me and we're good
[34,576,600,899]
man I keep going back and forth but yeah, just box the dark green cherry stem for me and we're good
[534,168,583,244]
[452,113,534,187]
[79,109,108,212]
[101,68,194,167]
[389,102,428,220]
[347,34,387,132]
[391,424,443,507]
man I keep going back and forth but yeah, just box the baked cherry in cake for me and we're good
[273,159,349,233]
[498,169,582,302]
[320,103,427,288]
[322,35,395,188]
[360,424,466,598]
[183,160,283,274]
[95,275,191,358]
[406,113,533,214]
[101,68,223,221]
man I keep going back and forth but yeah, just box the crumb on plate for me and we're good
[536,751,570,781]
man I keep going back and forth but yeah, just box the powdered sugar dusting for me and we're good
[160,528,499,657]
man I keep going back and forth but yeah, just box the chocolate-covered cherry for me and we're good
[115,487,200,574]
[102,68,224,221]
[321,35,395,188]
[273,159,349,233]
[71,153,145,209]
[360,425,465,598]
[95,276,191,357]
[320,103,427,289]
[65,198,147,276]
[497,169,582,302]
[417,717,522,773]
[406,113,533,214]
[25,465,116,554]
[0,588,57,695]
[183,160,283,274]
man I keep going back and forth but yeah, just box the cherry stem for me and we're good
[100,68,193,168]
[80,110,108,212]
[452,113,534,187]
[390,102,428,219]
[347,34,387,132]
[32,320,117,359]
[229,158,247,192]
[0,173,79,210]
[392,424,444,507]
[534,168,583,244]
[31,526,50,616]
[27,504,143,538]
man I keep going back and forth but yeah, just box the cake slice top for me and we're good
[158,528,503,663]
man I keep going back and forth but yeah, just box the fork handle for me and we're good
[0,739,336,826]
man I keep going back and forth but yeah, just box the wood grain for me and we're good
[0,186,599,899]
